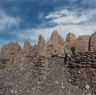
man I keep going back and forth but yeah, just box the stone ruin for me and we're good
[0,31,96,68]
[67,51,96,68]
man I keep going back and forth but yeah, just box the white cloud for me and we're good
[11,8,96,45]
[45,9,96,25]
[50,14,87,25]
[0,10,21,31]
[45,9,70,19]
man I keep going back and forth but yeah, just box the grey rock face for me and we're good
[38,35,47,56]
[64,32,76,56]
[23,41,32,53]
[1,42,21,54]
[89,32,96,51]
[47,31,64,57]
[65,32,76,49]
[74,35,90,53]
[1,42,21,60]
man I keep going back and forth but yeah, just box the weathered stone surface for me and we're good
[38,35,46,56]
[23,41,32,52]
[74,35,90,53]
[65,32,76,49]
[90,32,96,51]
[1,42,21,59]
[67,51,96,68]
[48,31,64,46]
[47,31,64,57]
[0,42,21,64]
[1,42,21,54]
[64,33,76,56]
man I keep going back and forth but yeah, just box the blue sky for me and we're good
[0,0,96,47]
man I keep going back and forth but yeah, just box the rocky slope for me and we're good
[0,55,94,95]
[0,31,96,95]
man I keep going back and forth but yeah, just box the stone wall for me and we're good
[67,51,96,68]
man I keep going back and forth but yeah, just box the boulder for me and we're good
[74,35,90,53]
[89,32,96,51]
[47,31,64,57]
[38,35,46,56]
[0,42,21,62]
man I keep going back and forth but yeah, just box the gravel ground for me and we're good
[0,52,96,95]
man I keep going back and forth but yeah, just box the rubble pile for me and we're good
[68,67,96,91]
[67,51,96,68]
[67,51,96,92]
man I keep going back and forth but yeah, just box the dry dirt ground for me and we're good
[0,54,96,95]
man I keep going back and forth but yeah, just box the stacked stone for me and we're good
[67,51,96,68]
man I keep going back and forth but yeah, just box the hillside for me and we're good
[0,31,96,95]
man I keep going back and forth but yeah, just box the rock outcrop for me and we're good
[0,42,21,65]
[1,42,21,59]
[23,41,32,53]
[64,33,76,56]
[38,35,46,56]
[74,35,90,53]
[47,31,64,57]
[89,32,96,51]
[1,42,21,54]
[0,31,96,60]
[65,32,76,49]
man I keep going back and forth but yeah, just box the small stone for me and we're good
[78,71,81,74]
[68,79,71,82]
[40,60,44,63]
[87,93,91,95]
[61,83,65,88]
[43,76,46,80]
[49,64,53,67]
[32,87,36,91]
[15,90,17,93]
[10,90,14,94]
[67,92,71,94]
[43,71,46,74]
[66,76,69,78]
[58,55,61,57]
[37,81,40,84]
[47,69,51,71]
[0,92,2,94]
[85,84,90,90]
[55,81,59,84]
[76,86,79,89]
